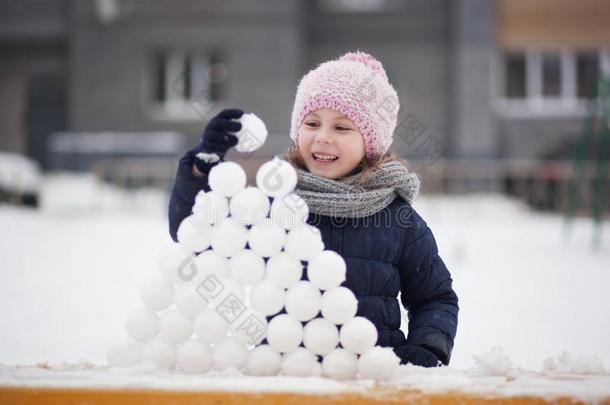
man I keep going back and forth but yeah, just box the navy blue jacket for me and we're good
[169,150,459,367]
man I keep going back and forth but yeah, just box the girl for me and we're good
[168,51,458,368]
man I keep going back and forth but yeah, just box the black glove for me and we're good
[192,108,244,174]
[395,344,442,367]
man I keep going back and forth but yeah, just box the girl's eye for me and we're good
[305,122,318,128]
[336,126,350,131]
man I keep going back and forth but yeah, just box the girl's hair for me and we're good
[283,143,409,186]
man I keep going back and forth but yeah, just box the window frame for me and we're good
[493,48,610,119]
[143,50,218,122]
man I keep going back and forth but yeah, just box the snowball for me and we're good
[139,277,174,311]
[177,215,212,253]
[159,309,193,344]
[192,190,229,225]
[228,309,268,346]
[321,286,358,325]
[473,346,512,376]
[157,243,194,285]
[284,281,322,322]
[192,250,229,280]
[213,336,249,370]
[256,156,297,198]
[229,187,270,225]
[281,347,321,377]
[339,316,378,354]
[266,252,303,289]
[570,355,606,375]
[176,340,213,374]
[209,278,246,305]
[194,308,230,344]
[322,348,358,380]
[210,217,249,258]
[542,351,573,373]
[106,341,142,367]
[141,339,176,370]
[208,161,247,197]
[358,346,400,381]
[193,275,245,310]
[250,279,285,316]
[229,250,265,285]
[125,307,160,342]
[303,318,339,355]
[307,250,346,290]
[270,192,309,230]
[266,314,303,353]
[245,344,282,376]
[234,112,268,153]
[174,282,208,318]
[284,225,324,261]
[248,218,287,257]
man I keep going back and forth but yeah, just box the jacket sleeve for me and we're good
[396,210,459,367]
[168,148,211,242]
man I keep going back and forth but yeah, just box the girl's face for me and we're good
[297,108,365,179]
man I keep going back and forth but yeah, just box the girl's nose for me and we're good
[315,128,333,144]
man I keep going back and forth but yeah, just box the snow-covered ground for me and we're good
[0,172,609,399]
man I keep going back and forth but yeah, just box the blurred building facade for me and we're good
[0,0,609,174]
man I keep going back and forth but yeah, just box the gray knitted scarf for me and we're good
[294,160,420,218]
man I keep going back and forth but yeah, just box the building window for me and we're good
[496,49,608,117]
[576,51,599,99]
[148,50,225,120]
[504,53,527,99]
[541,53,561,98]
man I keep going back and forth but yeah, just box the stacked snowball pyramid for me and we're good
[107,114,401,381]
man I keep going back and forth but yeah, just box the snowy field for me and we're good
[1,172,609,395]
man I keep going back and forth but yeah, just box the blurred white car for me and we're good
[0,152,41,207]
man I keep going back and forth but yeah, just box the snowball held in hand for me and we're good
[234,112,268,153]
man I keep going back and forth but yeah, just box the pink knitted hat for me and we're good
[289,50,399,158]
